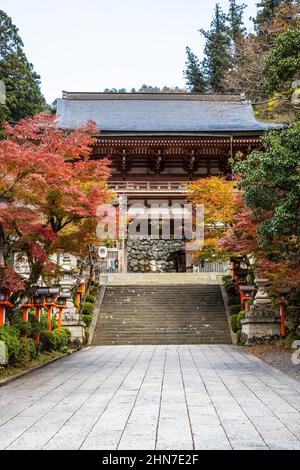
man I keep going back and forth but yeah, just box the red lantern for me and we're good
[0,283,13,327]
[239,285,256,312]
[56,293,71,330]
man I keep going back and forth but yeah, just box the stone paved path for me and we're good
[0,345,300,450]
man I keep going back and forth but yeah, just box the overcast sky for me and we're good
[1,0,258,103]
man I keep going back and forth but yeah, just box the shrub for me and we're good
[0,328,37,365]
[18,338,37,364]
[82,302,94,315]
[227,295,240,306]
[230,310,245,333]
[0,327,21,365]
[229,304,241,316]
[85,295,96,304]
[90,283,99,296]
[231,314,239,333]
[222,275,232,283]
[237,310,246,330]
[14,318,33,337]
[40,328,71,352]
[225,282,238,297]
[82,314,93,327]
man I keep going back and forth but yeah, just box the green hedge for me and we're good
[82,302,94,315]
[230,310,246,333]
[225,284,238,297]
[0,327,38,365]
[85,295,96,304]
[82,314,93,327]
[40,328,71,352]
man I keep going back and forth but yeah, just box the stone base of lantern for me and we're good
[241,317,281,344]
[62,316,86,345]
[241,278,281,345]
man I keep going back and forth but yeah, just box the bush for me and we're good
[227,295,241,306]
[222,275,232,283]
[18,338,37,364]
[230,310,245,333]
[13,318,33,337]
[0,327,21,365]
[82,302,94,315]
[229,304,241,316]
[90,283,99,296]
[225,283,238,297]
[85,295,96,304]
[40,328,71,352]
[237,310,246,329]
[0,328,37,365]
[231,314,239,333]
[82,314,93,327]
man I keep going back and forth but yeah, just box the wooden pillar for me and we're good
[35,307,41,342]
[280,303,286,337]
[0,305,5,327]
[47,306,52,332]
[22,306,29,322]
[57,307,63,330]
[75,292,81,308]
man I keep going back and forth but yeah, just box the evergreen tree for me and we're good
[0,10,45,123]
[227,0,246,59]
[200,4,231,93]
[254,0,286,33]
[183,47,207,92]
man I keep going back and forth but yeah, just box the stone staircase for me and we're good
[92,280,232,345]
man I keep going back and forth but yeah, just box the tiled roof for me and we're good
[56,92,280,133]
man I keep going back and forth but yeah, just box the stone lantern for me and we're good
[241,278,281,343]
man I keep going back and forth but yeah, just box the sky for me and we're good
[1,0,258,103]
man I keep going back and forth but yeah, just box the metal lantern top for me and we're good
[235,268,248,278]
[0,282,11,304]
[239,285,256,297]
[279,288,292,302]
[56,292,71,308]
[31,286,60,306]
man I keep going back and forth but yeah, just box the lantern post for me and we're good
[31,287,46,342]
[279,288,291,338]
[40,287,60,332]
[0,283,13,327]
[56,293,71,330]
[239,285,256,312]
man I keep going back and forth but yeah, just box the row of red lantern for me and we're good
[0,284,71,339]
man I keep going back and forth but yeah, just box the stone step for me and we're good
[102,273,222,286]
[92,282,231,346]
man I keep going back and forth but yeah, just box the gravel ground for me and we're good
[245,345,300,382]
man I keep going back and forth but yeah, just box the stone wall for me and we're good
[127,238,185,273]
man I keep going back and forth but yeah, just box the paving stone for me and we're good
[0,345,299,450]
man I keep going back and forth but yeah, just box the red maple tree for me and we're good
[0,113,112,297]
